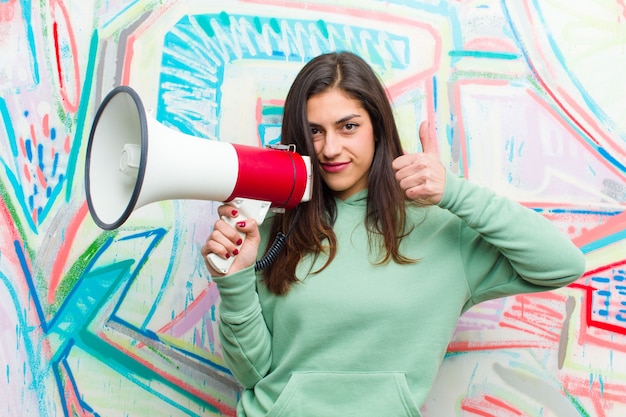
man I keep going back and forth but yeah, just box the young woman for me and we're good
[201,51,585,417]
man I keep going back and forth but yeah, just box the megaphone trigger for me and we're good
[206,198,272,274]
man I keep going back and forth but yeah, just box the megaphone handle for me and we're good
[206,198,271,275]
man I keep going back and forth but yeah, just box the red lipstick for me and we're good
[320,162,349,173]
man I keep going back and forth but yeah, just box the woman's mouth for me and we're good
[320,162,350,173]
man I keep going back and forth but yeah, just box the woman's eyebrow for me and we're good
[308,113,362,127]
[335,114,361,125]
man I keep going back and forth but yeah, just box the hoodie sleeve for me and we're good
[212,267,272,389]
[438,171,586,311]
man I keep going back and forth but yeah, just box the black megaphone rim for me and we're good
[84,85,148,230]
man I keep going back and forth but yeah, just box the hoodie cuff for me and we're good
[211,266,258,314]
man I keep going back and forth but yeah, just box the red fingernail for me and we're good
[225,253,230,259]
[232,249,239,256]
[237,221,246,228]
[231,209,238,216]
[236,239,243,245]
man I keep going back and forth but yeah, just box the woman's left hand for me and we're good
[392,121,446,205]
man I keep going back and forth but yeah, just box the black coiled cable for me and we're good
[254,232,286,272]
[254,207,301,272]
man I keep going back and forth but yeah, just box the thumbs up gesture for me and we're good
[392,121,446,205]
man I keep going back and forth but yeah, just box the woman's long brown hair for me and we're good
[262,51,414,295]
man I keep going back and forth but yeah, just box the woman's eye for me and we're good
[343,123,357,132]
[310,127,323,139]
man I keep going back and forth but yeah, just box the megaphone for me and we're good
[85,85,312,273]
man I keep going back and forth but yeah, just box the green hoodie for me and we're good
[212,171,586,417]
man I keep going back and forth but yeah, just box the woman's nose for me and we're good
[321,131,342,158]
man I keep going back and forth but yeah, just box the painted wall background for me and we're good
[0,0,625,416]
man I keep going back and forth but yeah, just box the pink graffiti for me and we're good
[0,0,18,22]
[562,372,626,417]
[98,330,236,416]
[461,394,523,417]
[520,0,626,164]
[51,0,81,112]
[618,0,626,22]
[47,202,89,304]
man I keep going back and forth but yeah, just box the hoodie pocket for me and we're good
[265,371,422,417]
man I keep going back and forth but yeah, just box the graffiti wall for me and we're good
[1,0,624,416]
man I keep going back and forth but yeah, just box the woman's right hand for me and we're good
[201,204,261,277]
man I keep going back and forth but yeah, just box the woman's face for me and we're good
[306,88,375,200]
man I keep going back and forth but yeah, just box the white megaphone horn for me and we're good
[84,86,312,274]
